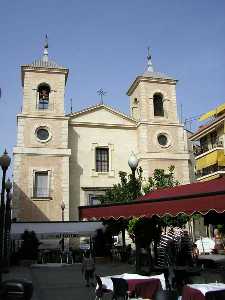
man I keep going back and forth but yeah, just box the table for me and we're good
[99,272,165,298]
[128,278,162,299]
[182,283,225,300]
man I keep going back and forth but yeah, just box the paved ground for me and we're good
[2,261,136,300]
[2,255,225,300]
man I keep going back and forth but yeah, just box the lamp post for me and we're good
[128,152,141,272]
[128,152,139,200]
[0,150,11,281]
[4,179,12,268]
[61,201,65,252]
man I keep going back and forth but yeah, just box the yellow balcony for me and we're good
[196,149,225,171]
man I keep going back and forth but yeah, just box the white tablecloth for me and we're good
[187,283,225,296]
[99,273,166,291]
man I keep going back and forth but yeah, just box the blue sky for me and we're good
[0,0,225,176]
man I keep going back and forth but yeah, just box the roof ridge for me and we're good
[67,103,137,122]
[142,70,175,80]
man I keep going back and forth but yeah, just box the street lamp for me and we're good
[4,179,12,267]
[128,152,139,200]
[0,150,11,280]
[128,152,141,272]
[128,152,139,177]
[61,201,65,252]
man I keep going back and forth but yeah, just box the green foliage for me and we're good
[217,224,225,234]
[20,230,40,260]
[143,165,179,194]
[127,216,162,247]
[161,214,190,227]
[104,219,128,236]
[100,165,190,252]
[128,165,188,239]
[100,167,143,204]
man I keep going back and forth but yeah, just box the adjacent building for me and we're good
[13,41,193,222]
[190,103,225,181]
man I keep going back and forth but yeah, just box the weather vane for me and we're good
[97,88,107,104]
[147,46,151,59]
[70,98,73,114]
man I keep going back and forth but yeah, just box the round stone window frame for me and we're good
[35,126,52,143]
[156,132,171,148]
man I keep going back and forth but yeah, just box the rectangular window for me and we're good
[88,194,101,206]
[96,148,109,172]
[34,171,49,198]
[210,131,217,148]
[200,136,208,152]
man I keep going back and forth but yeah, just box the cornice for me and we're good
[190,118,225,141]
[68,121,137,129]
[136,121,183,128]
[13,147,71,156]
[138,152,190,160]
[68,103,137,124]
[127,76,177,96]
[17,114,69,121]
[21,66,69,86]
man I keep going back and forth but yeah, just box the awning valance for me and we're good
[11,221,103,239]
[79,177,225,220]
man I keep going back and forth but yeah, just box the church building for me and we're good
[13,41,193,222]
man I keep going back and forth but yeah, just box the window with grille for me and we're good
[95,148,109,172]
[38,83,50,110]
[33,171,49,198]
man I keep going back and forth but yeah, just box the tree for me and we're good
[20,230,40,261]
[100,168,143,204]
[142,165,179,194]
[100,165,189,271]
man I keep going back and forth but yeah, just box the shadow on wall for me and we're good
[12,183,50,221]
[68,129,83,220]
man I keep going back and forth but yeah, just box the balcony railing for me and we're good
[32,187,51,198]
[194,141,223,157]
[196,165,225,179]
[36,101,54,111]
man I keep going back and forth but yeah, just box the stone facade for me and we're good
[13,48,193,222]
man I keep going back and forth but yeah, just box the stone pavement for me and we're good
[2,261,136,300]
[2,255,225,300]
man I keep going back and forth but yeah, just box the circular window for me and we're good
[36,128,49,141]
[158,134,168,146]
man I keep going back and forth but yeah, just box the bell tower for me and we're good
[127,50,191,184]
[13,37,71,221]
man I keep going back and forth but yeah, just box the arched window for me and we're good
[38,83,50,109]
[153,93,164,117]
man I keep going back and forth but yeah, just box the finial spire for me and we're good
[43,34,48,62]
[97,88,107,104]
[146,47,154,72]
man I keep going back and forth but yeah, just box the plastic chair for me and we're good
[153,290,178,300]
[95,275,112,300]
[111,277,129,300]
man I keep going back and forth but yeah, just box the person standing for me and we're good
[81,250,95,287]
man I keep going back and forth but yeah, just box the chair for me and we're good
[153,290,178,300]
[205,289,225,300]
[111,277,129,300]
[95,275,112,300]
[135,279,162,299]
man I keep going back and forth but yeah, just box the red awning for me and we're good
[79,177,225,220]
